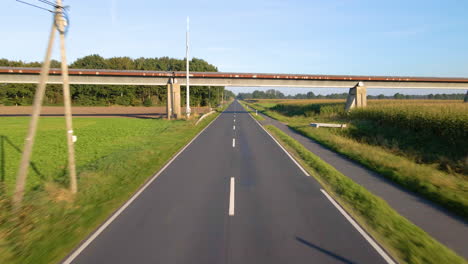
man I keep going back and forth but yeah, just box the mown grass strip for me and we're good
[291,125,468,220]
[0,111,222,264]
[238,101,265,121]
[265,125,465,264]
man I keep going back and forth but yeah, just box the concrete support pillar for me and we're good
[166,79,181,119]
[464,90,468,103]
[172,83,181,118]
[345,81,367,112]
[166,83,172,120]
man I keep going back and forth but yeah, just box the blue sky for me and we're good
[1,0,467,95]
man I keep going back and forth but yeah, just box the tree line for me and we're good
[0,55,234,107]
[236,89,466,100]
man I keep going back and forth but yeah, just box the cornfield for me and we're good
[251,99,468,173]
[349,102,468,148]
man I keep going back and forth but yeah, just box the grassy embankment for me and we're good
[238,100,264,121]
[244,99,468,220]
[0,109,221,264]
[264,125,465,264]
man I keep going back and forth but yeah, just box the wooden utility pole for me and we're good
[13,19,56,207]
[57,0,77,193]
[13,0,77,207]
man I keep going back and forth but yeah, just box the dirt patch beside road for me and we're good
[0,106,210,118]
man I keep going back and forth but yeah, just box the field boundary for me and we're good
[0,106,211,119]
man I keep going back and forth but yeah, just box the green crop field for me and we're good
[1,118,179,192]
[243,99,468,220]
[0,115,218,264]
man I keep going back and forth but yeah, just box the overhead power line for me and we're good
[16,0,54,12]
[16,0,70,34]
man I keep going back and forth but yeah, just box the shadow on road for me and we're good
[295,236,358,264]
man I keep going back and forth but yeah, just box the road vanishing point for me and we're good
[63,101,395,264]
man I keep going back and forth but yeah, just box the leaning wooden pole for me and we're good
[57,0,77,193]
[13,16,57,207]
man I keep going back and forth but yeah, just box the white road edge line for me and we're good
[320,189,396,264]
[229,177,235,216]
[245,103,396,264]
[61,112,223,264]
[232,138,236,148]
[246,111,309,176]
[243,103,395,264]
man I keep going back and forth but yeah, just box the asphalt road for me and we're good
[65,101,390,264]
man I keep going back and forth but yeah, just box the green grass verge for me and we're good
[291,125,468,220]
[0,114,219,264]
[238,101,265,121]
[243,101,287,122]
[243,100,468,221]
[265,125,465,264]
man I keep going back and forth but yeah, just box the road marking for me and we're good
[229,177,235,216]
[247,113,309,176]
[232,138,236,147]
[234,119,236,122]
[233,125,236,130]
[320,189,396,264]
[245,107,395,263]
[61,113,222,264]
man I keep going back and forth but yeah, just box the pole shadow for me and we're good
[295,236,358,264]
[1,135,5,183]
[0,135,45,186]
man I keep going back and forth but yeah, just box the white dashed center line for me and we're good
[229,177,235,215]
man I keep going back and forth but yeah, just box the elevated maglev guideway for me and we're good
[1,67,468,89]
[2,67,467,113]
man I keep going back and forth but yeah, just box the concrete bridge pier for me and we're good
[166,78,181,119]
[345,81,367,111]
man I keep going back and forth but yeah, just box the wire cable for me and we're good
[37,0,58,7]
[16,0,71,35]
[16,0,53,12]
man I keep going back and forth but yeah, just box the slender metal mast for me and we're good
[186,16,191,117]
